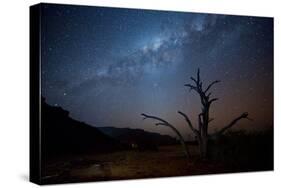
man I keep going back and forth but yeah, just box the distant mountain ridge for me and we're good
[97,126,178,146]
[41,98,122,158]
[41,97,178,159]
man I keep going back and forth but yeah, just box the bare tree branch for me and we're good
[205,80,220,93]
[141,113,190,157]
[208,98,219,105]
[184,84,197,92]
[190,77,197,85]
[208,118,214,124]
[207,92,212,99]
[197,68,200,84]
[214,112,251,136]
[155,122,166,126]
[142,113,170,125]
[178,111,200,136]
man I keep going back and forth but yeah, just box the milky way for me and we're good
[41,4,273,138]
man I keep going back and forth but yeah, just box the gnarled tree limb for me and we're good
[184,84,198,92]
[208,118,214,124]
[208,98,219,105]
[141,113,190,157]
[178,111,200,137]
[205,80,220,93]
[214,112,252,136]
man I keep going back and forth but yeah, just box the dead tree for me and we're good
[142,69,251,159]
[180,69,252,158]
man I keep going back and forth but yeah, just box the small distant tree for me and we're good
[142,69,251,159]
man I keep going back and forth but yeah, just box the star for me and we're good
[41,4,273,135]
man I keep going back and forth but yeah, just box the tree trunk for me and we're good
[200,136,208,159]
[199,128,208,159]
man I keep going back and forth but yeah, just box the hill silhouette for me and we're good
[98,126,177,148]
[41,98,179,159]
[41,98,122,159]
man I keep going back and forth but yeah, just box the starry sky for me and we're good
[41,4,273,138]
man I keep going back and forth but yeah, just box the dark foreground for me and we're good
[41,143,273,184]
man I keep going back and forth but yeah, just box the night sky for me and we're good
[41,4,273,138]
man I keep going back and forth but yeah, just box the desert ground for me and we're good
[41,143,267,184]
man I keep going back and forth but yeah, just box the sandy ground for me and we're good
[41,145,232,184]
